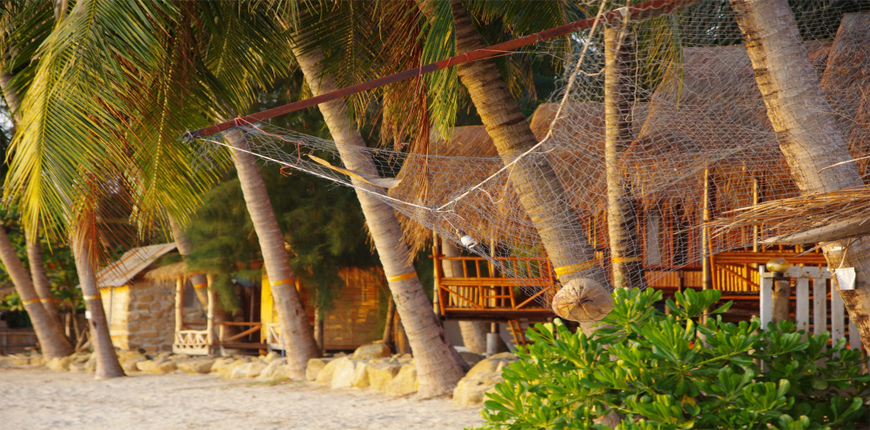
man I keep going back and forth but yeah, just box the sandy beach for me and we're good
[0,367,484,430]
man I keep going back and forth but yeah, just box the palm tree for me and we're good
[3,1,321,377]
[729,0,870,351]
[415,0,612,317]
[604,25,647,290]
[289,38,468,396]
[224,128,320,376]
[0,1,73,358]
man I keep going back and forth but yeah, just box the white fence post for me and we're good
[759,266,773,329]
[757,266,866,352]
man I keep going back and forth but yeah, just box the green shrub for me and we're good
[476,288,869,430]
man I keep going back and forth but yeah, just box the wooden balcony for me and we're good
[433,249,829,323]
[434,254,558,321]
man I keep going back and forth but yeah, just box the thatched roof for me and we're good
[392,28,870,256]
[391,102,647,255]
[144,261,203,282]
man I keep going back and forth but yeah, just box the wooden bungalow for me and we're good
[388,29,869,346]
[141,259,388,355]
[90,243,209,353]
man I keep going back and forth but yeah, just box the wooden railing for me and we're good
[0,328,37,354]
[265,322,282,349]
[435,255,557,319]
[173,330,210,355]
[218,322,262,343]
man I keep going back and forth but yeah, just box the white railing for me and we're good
[266,323,282,350]
[173,330,210,355]
[759,266,862,350]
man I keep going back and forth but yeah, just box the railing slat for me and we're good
[813,278,827,337]
[759,268,772,329]
[796,278,809,336]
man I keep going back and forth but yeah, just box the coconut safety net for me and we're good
[188,0,870,323]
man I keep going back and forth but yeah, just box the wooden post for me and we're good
[772,278,791,324]
[701,168,712,323]
[752,178,759,252]
[382,297,396,350]
[206,274,215,349]
[175,276,184,333]
[432,232,440,315]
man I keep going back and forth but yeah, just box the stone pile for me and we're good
[3,342,518,407]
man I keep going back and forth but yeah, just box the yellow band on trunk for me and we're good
[22,298,41,305]
[193,283,208,289]
[83,294,102,301]
[554,259,600,277]
[387,272,417,283]
[271,278,296,287]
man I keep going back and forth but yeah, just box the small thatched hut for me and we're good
[91,243,208,352]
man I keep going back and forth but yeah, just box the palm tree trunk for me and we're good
[26,234,63,324]
[71,234,124,378]
[442,239,487,353]
[604,26,647,290]
[0,226,73,359]
[445,0,610,295]
[291,45,468,397]
[167,214,230,325]
[1,73,67,326]
[225,129,320,377]
[729,0,870,351]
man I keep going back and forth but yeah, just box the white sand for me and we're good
[0,368,484,430]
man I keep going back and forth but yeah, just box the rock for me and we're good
[152,352,173,361]
[230,361,268,379]
[464,358,501,380]
[71,352,91,363]
[330,358,359,389]
[136,359,177,374]
[351,362,370,389]
[306,358,334,381]
[84,354,97,372]
[258,358,292,380]
[11,356,31,366]
[69,361,88,373]
[489,352,517,360]
[453,371,503,407]
[315,357,343,385]
[0,356,15,367]
[29,355,45,366]
[261,351,282,364]
[47,356,72,372]
[211,357,250,378]
[367,362,402,391]
[458,351,485,368]
[385,364,417,396]
[176,358,217,374]
[169,353,190,361]
[117,350,147,372]
[352,342,392,360]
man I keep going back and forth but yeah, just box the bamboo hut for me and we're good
[389,37,870,327]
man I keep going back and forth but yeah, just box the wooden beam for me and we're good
[175,276,184,333]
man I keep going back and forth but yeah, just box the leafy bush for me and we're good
[477,288,869,430]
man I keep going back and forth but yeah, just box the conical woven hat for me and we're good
[552,278,613,322]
